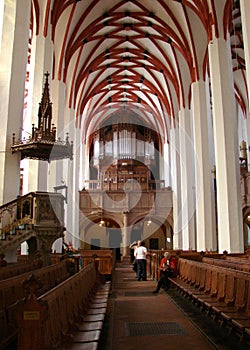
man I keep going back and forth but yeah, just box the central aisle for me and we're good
[99,260,217,350]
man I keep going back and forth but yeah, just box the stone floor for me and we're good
[98,260,250,350]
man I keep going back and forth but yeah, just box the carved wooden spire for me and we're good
[11,72,73,161]
[38,71,52,133]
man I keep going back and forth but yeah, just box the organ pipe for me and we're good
[92,125,155,163]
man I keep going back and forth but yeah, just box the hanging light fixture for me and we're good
[11,72,73,161]
[99,218,105,227]
[146,217,152,226]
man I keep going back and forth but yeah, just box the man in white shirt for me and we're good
[134,240,147,281]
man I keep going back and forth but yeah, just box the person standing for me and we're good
[129,241,138,276]
[129,241,137,263]
[134,240,147,281]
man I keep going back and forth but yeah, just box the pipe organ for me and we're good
[89,123,160,191]
[92,124,155,165]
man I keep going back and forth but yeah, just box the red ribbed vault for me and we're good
[30,0,247,142]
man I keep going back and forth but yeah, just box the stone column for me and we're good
[169,127,182,249]
[0,0,31,204]
[24,14,54,193]
[70,114,80,249]
[191,80,216,251]
[122,211,130,258]
[246,117,250,172]
[179,109,196,250]
[82,142,89,189]
[48,80,67,192]
[208,36,244,253]
[163,142,171,187]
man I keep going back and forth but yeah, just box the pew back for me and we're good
[0,260,69,349]
[38,262,99,349]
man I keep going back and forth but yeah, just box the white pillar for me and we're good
[48,80,67,191]
[191,80,216,251]
[0,0,31,204]
[122,211,130,257]
[163,142,171,187]
[208,36,244,253]
[24,24,53,192]
[169,127,182,249]
[246,115,250,172]
[240,0,250,113]
[83,143,90,187]
[71,116,81,249]
[179,109,196,250]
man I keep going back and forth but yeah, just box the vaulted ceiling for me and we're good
[31,0,246,142]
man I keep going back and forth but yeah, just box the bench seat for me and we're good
[72,330,101,343]
[61,281,110,349]
[87,307,107,315]
[90,302,107,308]
[60,342,98,350]
[168,258,250,340]
[75,321,103,331]
[82,313,105,322]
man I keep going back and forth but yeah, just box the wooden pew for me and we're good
[0,258,42,281]
[79,249,115,278]
[168,258,250,341]
[0,260,70,349]
[218,272,248,323]
[231,283,250,340]
[202,256,250,272]
[16,261,110,350]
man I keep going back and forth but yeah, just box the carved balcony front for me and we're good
[0,192,65,263]
[79,184,173,228]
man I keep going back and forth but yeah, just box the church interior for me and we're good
[1,0,250,349]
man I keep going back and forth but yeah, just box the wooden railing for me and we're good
[79,187,173,218]
[85,178,165,191]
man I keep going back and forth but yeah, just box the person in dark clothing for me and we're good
[129,241,137,263]
[153,252,176,293]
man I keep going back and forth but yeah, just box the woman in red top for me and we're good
[153,252,176,294]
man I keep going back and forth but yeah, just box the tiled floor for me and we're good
[99,260,220,350]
